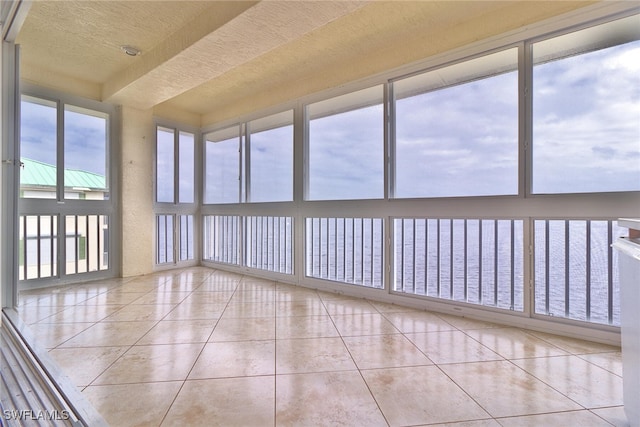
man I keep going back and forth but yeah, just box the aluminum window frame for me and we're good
[153,120,200,270]
[388,45,522,200]
[526,14,640,196]
[15,84,119,290]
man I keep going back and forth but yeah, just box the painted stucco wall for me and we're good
[120,106,154,277]
[201,1,595,126]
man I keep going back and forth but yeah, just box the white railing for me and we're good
[19,215,57,280]
[534,219,623,326]
[19,214,109,280]
[245,216,293,274]
[156,214,174,264]
[178,214,194,262]
[202,213,624,327]
[393,218,523,311]
[65,214,109,275]
[305,217,384,288]
[202,215,241,265]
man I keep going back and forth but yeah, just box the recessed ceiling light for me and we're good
[120,45,141,57]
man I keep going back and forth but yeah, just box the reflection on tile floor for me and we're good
[17,267,628,427]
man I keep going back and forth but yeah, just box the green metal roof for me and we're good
[20,158,106,189]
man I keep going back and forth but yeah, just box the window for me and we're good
[156,126,195,203]
[64,106,109,200]
[156,127,175,203]
[18,94,113,283]
[532,15,640,194]
[179,132,195,203]
[204,126,241,204]
[20,97,58,199]
[20,98,110,201]
[393,48,519,198]
[155,125,196,266]
[248,111,293,202]
[307,86,384,200]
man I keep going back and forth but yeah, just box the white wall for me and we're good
[120,106,155,277]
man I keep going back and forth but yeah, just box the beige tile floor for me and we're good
[16,267,629,427]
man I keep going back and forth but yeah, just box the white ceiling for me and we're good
[15,1,597,124]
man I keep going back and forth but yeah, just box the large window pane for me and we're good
[307,86,384,200]
[394,48,519,198]
[64,106,108,200]
[204,127,240,204]
[156,127,175,203]
[532,15,640,194]
[249,110,293,202]
[20,96,57,199]
[178,131,195,203]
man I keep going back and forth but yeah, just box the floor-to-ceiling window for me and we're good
[529,15,640,326]
[154,124,197,268]
[17,89,117,289]
[201,111,296,276]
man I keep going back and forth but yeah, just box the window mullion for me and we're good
[522,40,533,199]
[174,127,179,205]
[238,124,244,203]
[386,82,395,200]
[56,101,64,203]
[245,122,251,203]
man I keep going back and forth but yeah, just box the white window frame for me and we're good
[153,121,199,270]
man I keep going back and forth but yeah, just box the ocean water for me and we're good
[306,217,623,326]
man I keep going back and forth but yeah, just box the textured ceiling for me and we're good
[17,1,215,84]
[16,1,597,125]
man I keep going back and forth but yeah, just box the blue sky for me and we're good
[21,100,108,184]
[395,70,518,198]
[250,125,293,202]
[20,39,640,200]
[532,41,640,193]
[309,104,384,200]
[20,99,57,167]
[156,127,174,202]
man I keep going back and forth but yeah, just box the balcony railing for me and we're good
[245,216,294,275]
[202,215,240,265]
[305,217,384,288]
[65,214,109,275]
[199,213,622,327]
[393,218,524,312]
[156,214,174,264]
[19,214,109,281]
[534,219,623,326]
[19,215,57,280]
